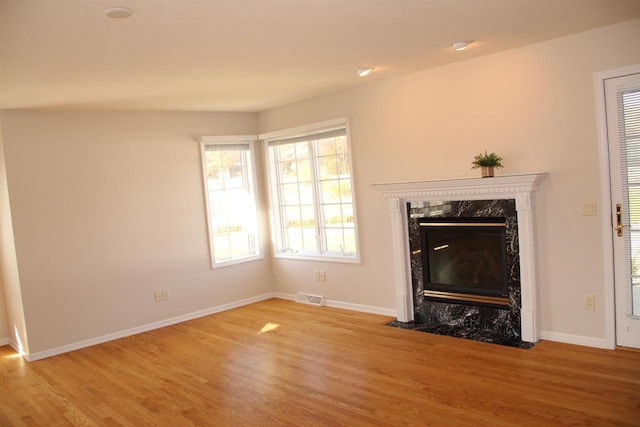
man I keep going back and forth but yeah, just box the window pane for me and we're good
[300,205,316,228]
[229,233,254,257]
[318,155,339,178]
[342,204,355,228]
[212,235,231,262]
[317,138,337,156]
[295,159,312,182]
[294,142,310,159]
[322,204,343,227]
[276,144,296,162]
[336,136,349,154]
[340,180,352,203]
[621,90,640,315]
[282,183,300,205]
[325,228,344,252]
[299,183,314,204]
[302,226,317,252]
[337,154,351,176]
[342,229,357,253]
[285,228,302,252]
[202,142,261,266]
[284,206,302,228]
[320,180,342,204]
[278,161,298,183]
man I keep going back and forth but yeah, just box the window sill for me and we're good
[274,252,360,264]
[211,254,264,269]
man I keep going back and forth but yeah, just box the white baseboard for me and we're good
[26,293,275,362]
[25,293,611,361]
[0,337,9,346]
[273,292,296,301]
[325,299,397,317]
[539,330,610,349]
[274,292,397,317]
[276,293,612,348]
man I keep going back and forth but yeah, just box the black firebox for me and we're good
[419,217,509,308]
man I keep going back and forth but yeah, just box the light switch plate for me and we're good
[580,200,597,216]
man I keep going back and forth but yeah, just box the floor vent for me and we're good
[296,293,325,306]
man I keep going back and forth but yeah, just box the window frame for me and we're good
[200,135,263,269]
[261,118,360,263]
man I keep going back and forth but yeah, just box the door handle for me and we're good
[615,203,627,237]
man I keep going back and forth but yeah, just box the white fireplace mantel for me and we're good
[372,173,547,343]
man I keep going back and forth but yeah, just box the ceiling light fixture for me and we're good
[104,7,133,19]
[452,41,470,51]
[356,67,374,77]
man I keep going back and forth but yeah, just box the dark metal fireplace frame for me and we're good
[419,217,510,308]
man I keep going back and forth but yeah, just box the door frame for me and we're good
[594,64,640,350]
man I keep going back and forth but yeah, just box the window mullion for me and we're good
[241,151,254,253]
[309,140,324,253]
[271,148,288,252]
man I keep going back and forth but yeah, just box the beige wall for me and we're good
[259,19,640,340]
[1,19,638,356]
[0,111,272,355]
[0,277,7,341]
[0,126,27,351]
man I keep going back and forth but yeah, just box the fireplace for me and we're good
[372,173,547,344]
[407,199,521,346]
[420,217,509,308]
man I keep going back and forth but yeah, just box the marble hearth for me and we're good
[373,174,547,344]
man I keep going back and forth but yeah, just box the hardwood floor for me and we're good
[1,298,639,426]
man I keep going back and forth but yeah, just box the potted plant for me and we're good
[471,151,503,178]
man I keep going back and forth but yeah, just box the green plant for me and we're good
[471,151,503,169]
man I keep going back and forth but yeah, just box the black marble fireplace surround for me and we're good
[388,199,533,348]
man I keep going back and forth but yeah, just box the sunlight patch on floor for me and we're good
[258,322,280,334]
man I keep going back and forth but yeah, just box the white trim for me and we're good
[539,330,609,349]
[24,293,275,362]
[594,64,640,350]
[273,252,360,264]
[279,296,610,349]
[9,339,20,354]
[259,117,349,142]
[0,337,9,346]
[372,173,547,199]
[372,173,547,343]
[323,299,397,317]
[274,293,396,317]
[210,254,265,269]
[273,292,296,301]
[200,135,258,143]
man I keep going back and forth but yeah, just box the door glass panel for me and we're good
[621,89,640,315]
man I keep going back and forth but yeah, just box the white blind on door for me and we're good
[619,88,640,316]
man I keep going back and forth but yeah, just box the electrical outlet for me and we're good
[162,288,169,300]
[314,270,326,281]
[585,295,595,311]
[154,290,163,302]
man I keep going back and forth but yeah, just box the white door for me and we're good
[605,71,640,348]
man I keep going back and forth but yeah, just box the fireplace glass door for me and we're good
[420,217,509,305]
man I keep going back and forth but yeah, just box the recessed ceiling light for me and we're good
[356,67,374,77]
[104,7,133,19]
[452,41,470,51]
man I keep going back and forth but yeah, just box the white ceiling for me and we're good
[1,0,639,112]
